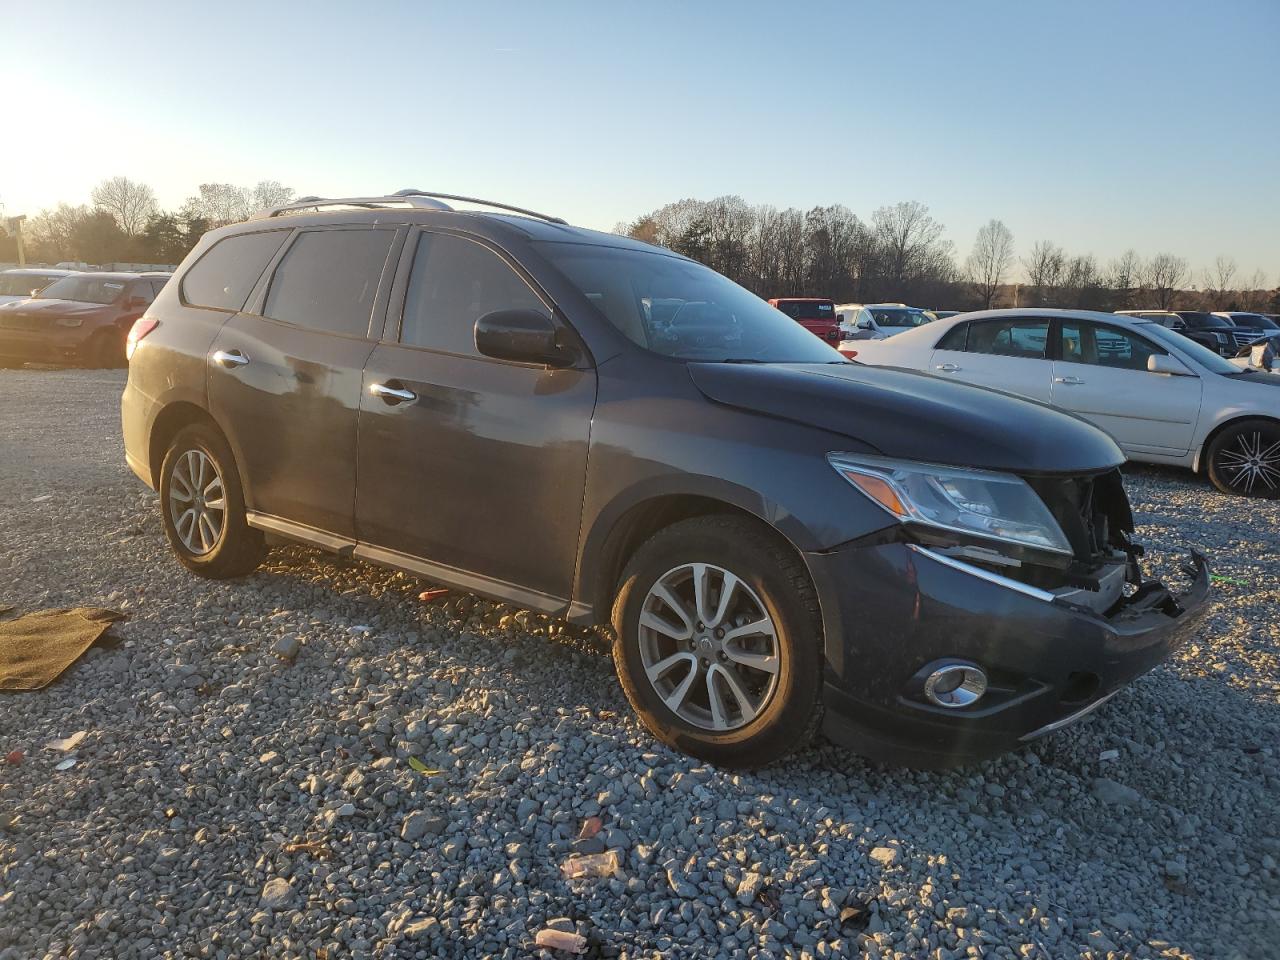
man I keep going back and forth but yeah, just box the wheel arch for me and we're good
[149,402,235,492]
[1195,413,1280,473]
[581,491,812,628]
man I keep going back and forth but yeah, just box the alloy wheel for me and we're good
[1216,430,1280,494]
[637,562,781,731]
[168,449,226,555]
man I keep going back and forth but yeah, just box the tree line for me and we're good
[618,196,1278,313]
[0,177,295,266]
[4,183,1276,313]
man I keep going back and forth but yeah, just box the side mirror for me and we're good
[474,309,573,366]
[1147,354,1193,376]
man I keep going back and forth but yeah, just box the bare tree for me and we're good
[964,219,1014,308]
[1202,255,1237,307]
[250,181,295,211]
[1239,268,1271,312]
[1106,250,1143,309]
[90,176,157,236]
[1143,253,1188,309]
[1022,240,1065,305]
[869,201,952,300]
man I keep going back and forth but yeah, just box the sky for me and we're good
[2,0,1277,280]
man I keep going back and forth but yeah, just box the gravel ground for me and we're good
[0,367,1277,960]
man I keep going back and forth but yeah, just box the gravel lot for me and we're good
[1,367,1277,960]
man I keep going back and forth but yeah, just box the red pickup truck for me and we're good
[768,297,839,343]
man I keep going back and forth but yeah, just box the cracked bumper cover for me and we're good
[806,540,1211,768]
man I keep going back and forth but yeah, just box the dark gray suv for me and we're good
[121,191,1209,768]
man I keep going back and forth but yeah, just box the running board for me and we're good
[245,512,570,617]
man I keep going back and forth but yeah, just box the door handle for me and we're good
[213,349,249,368]
[369,382,417,404]
[935,363,960,372]
[1054,376,1085,385]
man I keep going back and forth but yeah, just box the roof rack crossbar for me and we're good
[252,190,566,225]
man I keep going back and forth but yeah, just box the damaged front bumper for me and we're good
[808,539,1211,768]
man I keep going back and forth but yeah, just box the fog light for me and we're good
[924,663,987,708]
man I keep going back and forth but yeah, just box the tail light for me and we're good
[126,318,159,360]
[838,346,858,359]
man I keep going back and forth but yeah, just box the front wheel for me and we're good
[611,515,823,768]
[1206,419,1280,498]
[159,423,266,578]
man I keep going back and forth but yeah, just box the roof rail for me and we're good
[251,190,567,225]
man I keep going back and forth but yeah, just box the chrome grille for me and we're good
[0,313,40,330]
[1231,330,1265,348]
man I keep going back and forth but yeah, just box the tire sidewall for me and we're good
[159,423,258,574]
[612,519,822,767]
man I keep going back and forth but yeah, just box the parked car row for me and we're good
[117,190,1209,769]
[1116,309,1279,356]
[0,268,171,368]
[843,308,1280,497]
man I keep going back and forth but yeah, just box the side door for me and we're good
[927,316,1054,402]
[354,228,595,606]
[208,225,402,538]
[1051,319,1202,455]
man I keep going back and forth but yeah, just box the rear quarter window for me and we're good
[180,230,291,311]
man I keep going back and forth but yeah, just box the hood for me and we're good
[0,298,113,321]
[687,362,1125,475]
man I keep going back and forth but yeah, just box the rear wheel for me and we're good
[1206,419,1280,498]
[611,515,823,768]
[159,423,266,578]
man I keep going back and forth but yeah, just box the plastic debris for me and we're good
[54,757,77,771]
[418,588,449,602]
[407,756,443,776]
[30,495,53,503]
[577,816,603,840]
[560,849,620,879]
[5,750,22,765]
[1209,573,1247,587]
[46,731,87,752]
[533,929,588,953]
[1099,749,1120,762]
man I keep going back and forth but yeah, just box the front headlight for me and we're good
[54,317,84,328]
[828,453,1072,557]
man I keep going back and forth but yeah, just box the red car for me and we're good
[768,297,839,343]
[0,272,169,368]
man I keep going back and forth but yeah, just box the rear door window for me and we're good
[964,318,1049,358]
[180,230,290,311]
[263,229,395,337]
[399,231,549,356]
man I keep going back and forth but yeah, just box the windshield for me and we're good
[872,307,934,328]
[0,274,58,297]
[35,276,126,305]
[775,300,835,321]
[1143,322,1242,375]
[537,242,843,363]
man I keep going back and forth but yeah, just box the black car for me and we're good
[120,190,1210,769]
[1176,310,1266,355]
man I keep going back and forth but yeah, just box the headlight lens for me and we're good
[54,317,84,327]
[828,453,1073,556]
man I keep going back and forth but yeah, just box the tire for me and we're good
[86,330,125,369]
[1205,418,1280,498]
[610,515,823,768]
[158,423,267,578]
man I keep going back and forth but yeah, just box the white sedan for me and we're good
[843,308,1280,497]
